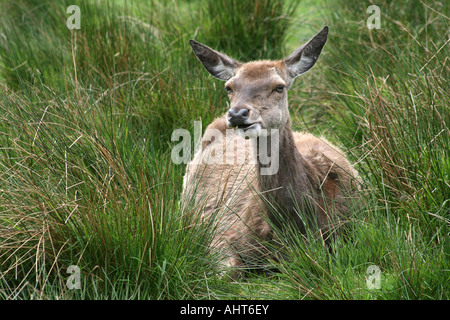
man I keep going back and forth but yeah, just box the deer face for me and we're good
[190,26,329,138]
[223,61,289,138]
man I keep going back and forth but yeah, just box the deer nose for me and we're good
[227,107,249,127]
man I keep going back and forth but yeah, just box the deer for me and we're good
[181,26,359,277]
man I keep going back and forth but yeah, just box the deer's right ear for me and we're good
[283,26,329,81]
[189,40,240,81]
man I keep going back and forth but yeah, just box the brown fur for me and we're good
[239,60,286,79]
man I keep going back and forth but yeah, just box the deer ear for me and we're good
[284,26,328,80]
[189,40,240,81]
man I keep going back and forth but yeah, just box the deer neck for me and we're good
[256,120,316,226]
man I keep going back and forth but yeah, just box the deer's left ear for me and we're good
[284,26,328,80]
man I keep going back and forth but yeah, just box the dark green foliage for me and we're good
[0,0,447,299]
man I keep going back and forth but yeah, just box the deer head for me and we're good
[190,26,328,138]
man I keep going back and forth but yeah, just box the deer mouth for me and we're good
[227,117,262,137]
[236,123,260,131]
[234,122,262,139]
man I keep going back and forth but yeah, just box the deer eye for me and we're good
[225,86,233,94]
[275,85,285,93]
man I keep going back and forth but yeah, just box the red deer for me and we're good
[182,26,359,277]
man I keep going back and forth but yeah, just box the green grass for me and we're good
[0,0,448,299]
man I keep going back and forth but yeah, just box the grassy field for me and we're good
[0,0,448,300]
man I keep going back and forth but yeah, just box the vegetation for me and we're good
[0,0,448,299]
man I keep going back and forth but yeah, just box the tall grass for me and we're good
[0,0,298,299]
[0,0,448,300]
[323,0,449,235]
[271,0,449,299]
[202,0,299,60]
[0,0,207,299]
